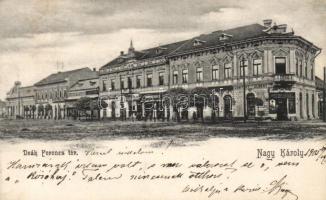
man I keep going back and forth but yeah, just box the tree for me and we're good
[24,106,30,118]
[165,87,188,122]
[45,104,52,119]
[31,105,36,119]
[189,87,213,122]
[38,104,44,118]
[75,97,91,120]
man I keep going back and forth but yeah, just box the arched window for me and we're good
[212,65,219,80]
[196,67,203,82]
[253,59,262,76]
[224,63,232,79]
[239,58,248,77]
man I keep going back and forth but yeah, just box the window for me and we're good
[212,65,219,80]
[305,63,308,78]
[147,74,152,87]
[111,80,115,90]
[224,63,232,79]
[127,77,132,89]
[275,57,286,75]
[295,58,299,76]
[312,94,315,117]
[136,75,141,88]
[196,67,203,82]
[173,71,178,84]
[120,79,125,89]
[299,59,303,77]
[253,59,262,76]
[182,69,188,84]
[159,72,164,86]
[311,67,314,80]
[306,93,309,117]
[239,59,248,77]
[102,80,107,91]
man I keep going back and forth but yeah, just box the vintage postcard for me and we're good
[0,0,325,199]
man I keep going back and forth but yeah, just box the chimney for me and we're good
[263,19,272,27]
[14,81,21,86]
[120,51,124,56]
[278,24,287,33]
[93,68,96,72]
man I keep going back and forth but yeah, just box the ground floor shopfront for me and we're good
[100,84,318,121]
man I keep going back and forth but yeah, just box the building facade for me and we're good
[5,82,36,119]
[66,72,99,119]
[0,100,6,118]
[316,76,325,119]
[99,20,321,121]
[34,67,98,119]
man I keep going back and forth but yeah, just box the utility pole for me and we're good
[120,74,124,121]
[241,57,247,123]
[323,67,326,122]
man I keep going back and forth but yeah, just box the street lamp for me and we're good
[241,57,247,123]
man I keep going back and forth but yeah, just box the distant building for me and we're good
[34,67,97,119]
[316,76,324,119]
[66,71,99,119]
[99,20,321,121]
[5,81,35,119]
[0,100,6,118]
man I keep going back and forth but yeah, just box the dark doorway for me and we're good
[299,93,303,119]
[247,93,256,118]
[224,95,232,119]
[276,98,288,120]
[111,101,116,119]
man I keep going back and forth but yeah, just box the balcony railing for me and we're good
[274,74,295,83]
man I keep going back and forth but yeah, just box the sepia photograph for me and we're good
[0,0,325,200]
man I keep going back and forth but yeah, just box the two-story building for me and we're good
[34,67,97,119]
[5,81,36,119]
[99,20,321,121]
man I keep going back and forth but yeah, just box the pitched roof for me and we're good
[100,24,270,70]
[100,40,187,70]
[34,67,94,86]
[172,23,269,55]
[6,85,35,99]
[100,22,318,71]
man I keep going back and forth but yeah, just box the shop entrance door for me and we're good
[276,98,288,120]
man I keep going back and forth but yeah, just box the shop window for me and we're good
[288,98,296,114]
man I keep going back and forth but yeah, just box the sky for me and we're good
[0,0,326,100]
